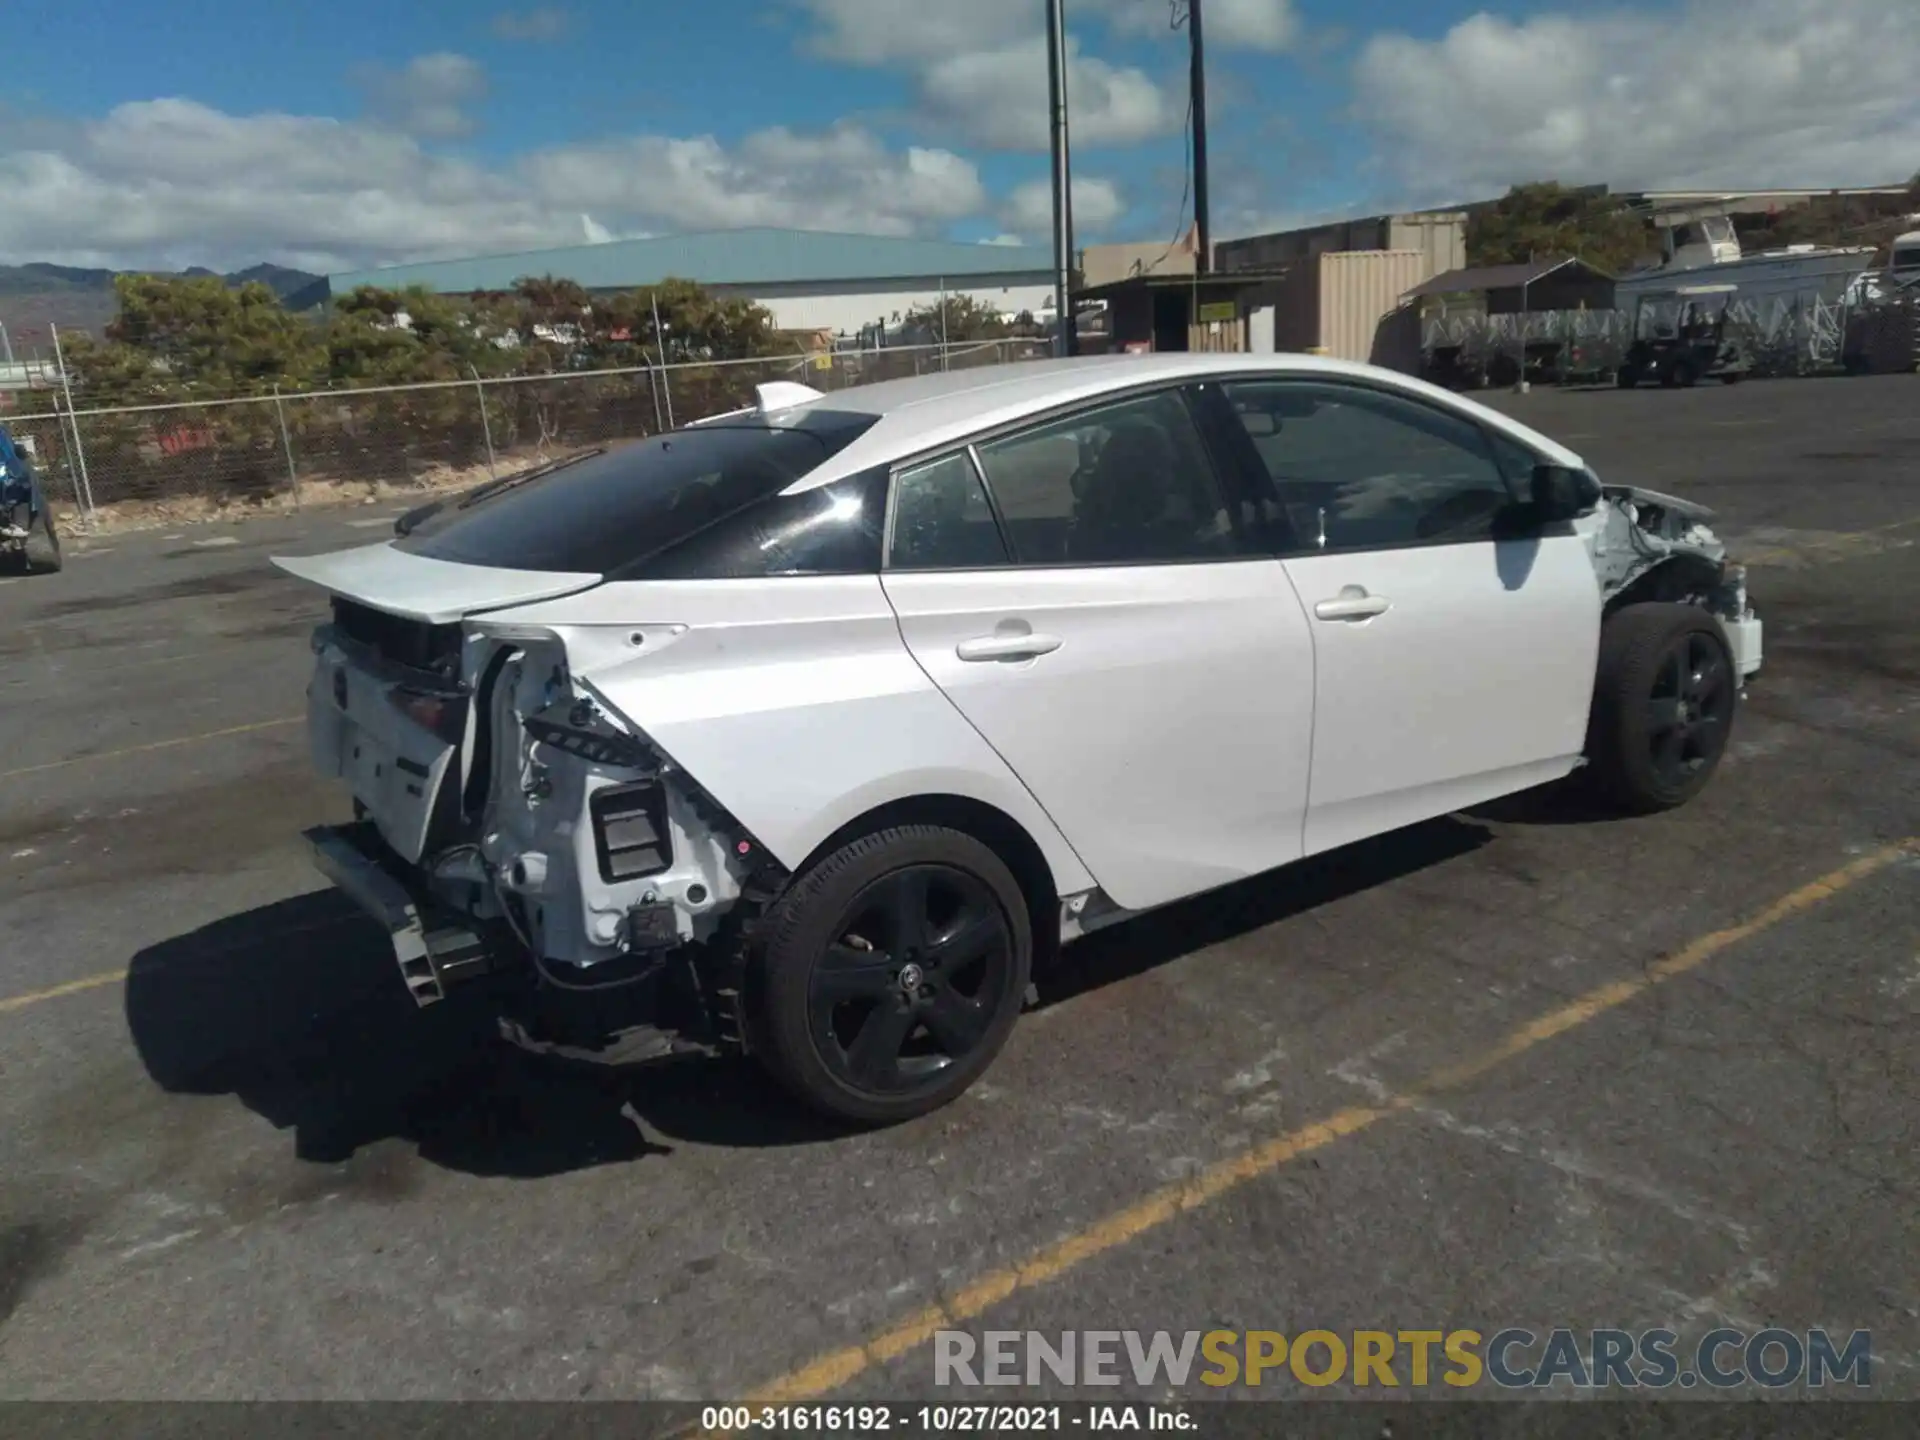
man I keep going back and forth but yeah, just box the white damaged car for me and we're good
[275,353,1762,1124]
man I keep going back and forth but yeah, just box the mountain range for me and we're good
[0,262,324,355]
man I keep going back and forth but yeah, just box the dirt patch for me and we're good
[32,565,285,618]
[0,1216,87,1330]
[0,756,339,896]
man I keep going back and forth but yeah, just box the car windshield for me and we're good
[393,411,879,574]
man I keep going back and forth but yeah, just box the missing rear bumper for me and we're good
[304,822,502,1007]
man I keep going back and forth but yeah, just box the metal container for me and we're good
[1270,250,1431,365]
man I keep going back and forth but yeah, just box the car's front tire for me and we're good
[751,824,1032,1126]
[1584,603,1738,814]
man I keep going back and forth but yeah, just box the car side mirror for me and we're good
[1529,464,1602,523]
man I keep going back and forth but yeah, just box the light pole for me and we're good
[1189,0,1211,275]
[1045,0,1077,356]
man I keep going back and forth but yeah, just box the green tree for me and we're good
[899,293,1011,344]
[106,273,322,393]
[1467,184,1653,275]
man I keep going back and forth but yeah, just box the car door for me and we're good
[1217,377,1601,857]
[879,384,1318,913]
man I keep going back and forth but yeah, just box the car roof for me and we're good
[777,351,1586,493]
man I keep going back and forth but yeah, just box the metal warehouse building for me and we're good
[320,228,1055,338]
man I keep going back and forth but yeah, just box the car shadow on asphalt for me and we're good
[1035,815,1493,1009]
[123,817,1496,1176]
[122,889,848,1175]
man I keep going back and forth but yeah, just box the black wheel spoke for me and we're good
[1658,650,1685,701]
[813,945,898,1003]
[1655,722,1689,777]
[882,869,933,955]
[928,908,1004,971]
[1646,696,1684,732]
[921,987,991,1056]
[844,1000,916,1087]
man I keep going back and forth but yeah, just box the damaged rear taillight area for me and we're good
[462,623,772,980]
[589,781,671,882]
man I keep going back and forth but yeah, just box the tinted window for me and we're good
[630,469,887,579]
[394,412,878,574]
[1223,381,1518,552]
[973,389,1239,565]
[888,452,1009,570]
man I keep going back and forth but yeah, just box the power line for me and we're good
[1139,1,1195,278]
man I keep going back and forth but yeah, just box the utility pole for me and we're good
[1189,0,1211,275]
[1045,0,1078,356]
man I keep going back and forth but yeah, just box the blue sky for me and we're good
[1,0,1913,271]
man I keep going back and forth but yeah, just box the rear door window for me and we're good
[887,453,1010,571]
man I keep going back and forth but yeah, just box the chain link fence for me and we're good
[1418,285,1920,388]
[2,337,1050,523]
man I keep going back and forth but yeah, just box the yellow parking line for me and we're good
[0,717,301,782]
[735,838,1917,1409]
[0,968,128,1015]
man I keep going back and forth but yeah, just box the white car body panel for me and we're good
[275,541,601,623]
[483,575,1100,898]
[1281,535,1603,855]
[882,560,1318,911]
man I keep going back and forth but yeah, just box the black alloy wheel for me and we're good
[752,824,1033,1125]
[1585,603,1740,814]
[1644,629,1735,791]
[808,864,1015,1096]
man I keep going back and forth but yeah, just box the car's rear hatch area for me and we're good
[276,542,606,864]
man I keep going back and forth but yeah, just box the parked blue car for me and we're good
[0,423,62,573]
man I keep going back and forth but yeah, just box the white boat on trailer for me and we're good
[1615,209,1876,305]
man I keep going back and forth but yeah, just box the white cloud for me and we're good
[797,0,1299,62]
[0,100,995,273]
[351,52,489,140]
[920,36,1180,150]
[1005,176,1127,235]
[491,8,570,42]
[794,0,1293,151]
[979,233,1027,246]
[796,0,1038,64]
[1355,0,1920,203]
[1102,0,1300,52]
[531,124,990,235]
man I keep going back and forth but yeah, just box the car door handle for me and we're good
[1313,591,1391,622]
[956,632,1064,662]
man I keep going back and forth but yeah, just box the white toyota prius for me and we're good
[275,352,1762,1124]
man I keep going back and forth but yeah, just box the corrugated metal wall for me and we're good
[1385,215,1468,277]
[1319,251,1430,364]
[1267,251,1430,364]
[1216,212,1465,276]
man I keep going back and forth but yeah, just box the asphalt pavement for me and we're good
[0,375,1915,1409]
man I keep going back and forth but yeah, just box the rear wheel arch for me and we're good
[795,794,1064,970]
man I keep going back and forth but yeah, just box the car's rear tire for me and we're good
[750,825,1032,1126]
[1584,603,1738,814]
[23,505,61,574]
